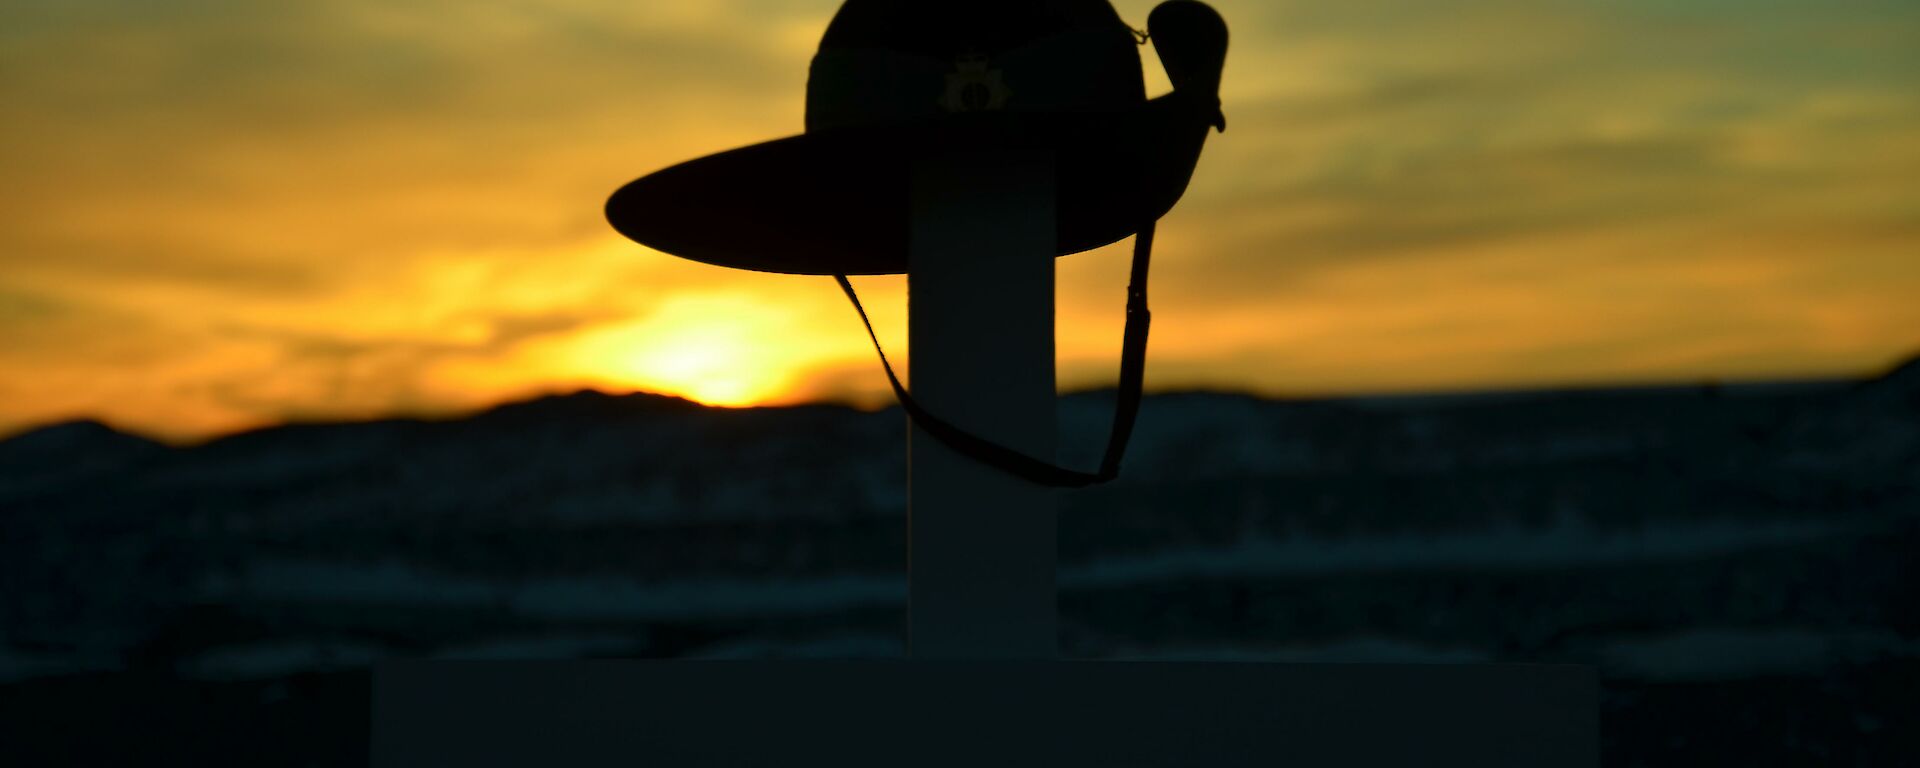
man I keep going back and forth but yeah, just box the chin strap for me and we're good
[835,221,1153,488]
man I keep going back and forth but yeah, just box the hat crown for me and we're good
[806,0,1146,133]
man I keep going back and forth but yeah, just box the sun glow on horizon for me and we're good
[553,293,838,408]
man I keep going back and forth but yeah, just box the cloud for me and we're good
[0,288,69,324]
[190,306,623,423]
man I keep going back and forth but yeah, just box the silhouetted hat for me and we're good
[606,0,1226,275]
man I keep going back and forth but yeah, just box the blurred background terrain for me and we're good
[3,358,1916,766]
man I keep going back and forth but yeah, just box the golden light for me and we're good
[555,293,829,407]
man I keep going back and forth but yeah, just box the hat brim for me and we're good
[606,97,1210,276]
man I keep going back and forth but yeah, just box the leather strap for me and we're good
[835,221,1153,488]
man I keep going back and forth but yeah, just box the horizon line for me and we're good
[6,353,1913,449]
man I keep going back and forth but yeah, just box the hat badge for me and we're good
[939,52,1011,113]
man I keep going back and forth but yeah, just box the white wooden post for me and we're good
[907,150,1057,659]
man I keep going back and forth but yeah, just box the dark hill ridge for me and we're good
[0,420,165,503]
[1,360,1916,766]
[2,357,1916,543]
[0,419,163,467]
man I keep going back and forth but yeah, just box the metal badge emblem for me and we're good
[939,53,1011,113]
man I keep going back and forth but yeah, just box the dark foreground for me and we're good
[3,361,1917,765]
[4,661,1916,765]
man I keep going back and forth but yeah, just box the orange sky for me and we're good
[3,0,1918,443]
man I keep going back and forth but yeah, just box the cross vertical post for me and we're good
[906,150,1058,659]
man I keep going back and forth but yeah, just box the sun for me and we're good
[618,324,773,406]
[560,294,806,407]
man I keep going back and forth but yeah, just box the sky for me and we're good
[1,0,1917,443]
